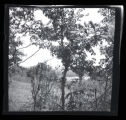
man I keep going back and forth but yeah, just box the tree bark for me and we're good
[79,75,83,86]
[94,88,98,111]
[78,75,83,110]
[61,66,68,111]
[103,77,109,110]
[33,96,36,111]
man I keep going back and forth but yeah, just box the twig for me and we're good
[9,48,41,69]
[17,44,32,50]
[18,48,41,64]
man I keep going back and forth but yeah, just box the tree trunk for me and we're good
[78,75,83,111]
[33,95,37,111]
[94,88,97,111]
[61,66,68,111]
[79,75,83,86]
[103,77,109,110]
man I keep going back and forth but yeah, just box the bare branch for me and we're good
[18,48,41,64]
[17,44,33,50]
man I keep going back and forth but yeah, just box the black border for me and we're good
[2,4,123,117]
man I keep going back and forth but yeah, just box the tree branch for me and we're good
[18,48,41,64]
[17,44,32,50]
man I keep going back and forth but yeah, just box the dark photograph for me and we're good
[6,5,121,113]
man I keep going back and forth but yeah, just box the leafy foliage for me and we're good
[8,7,115,111]
[27,62,58,110]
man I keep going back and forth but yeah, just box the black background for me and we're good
[0,0,125,120]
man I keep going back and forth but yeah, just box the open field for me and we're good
[8,77,79,111]
[9,76,108,111]
[9,80,33,111]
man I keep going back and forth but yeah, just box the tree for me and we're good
[27,62,58,111]
[88,8,115,111]
[9,7,115,111]
[41,8,86,110]
[69,23,94,84]
[9,7,86,110]
[68,7,115,110]
[8,7,35,76]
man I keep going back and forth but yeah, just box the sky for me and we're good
[16,8,106,69]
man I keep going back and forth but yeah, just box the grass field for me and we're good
[8,77,77,111]
[9,80,33,111]
[8,76,105,111]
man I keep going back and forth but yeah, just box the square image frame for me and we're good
[2,4,123,116]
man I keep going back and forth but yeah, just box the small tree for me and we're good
[42,8,85,110]
[8,7,35,80]
[27,62,58,111]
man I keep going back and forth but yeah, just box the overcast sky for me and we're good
[17,8,106,69]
